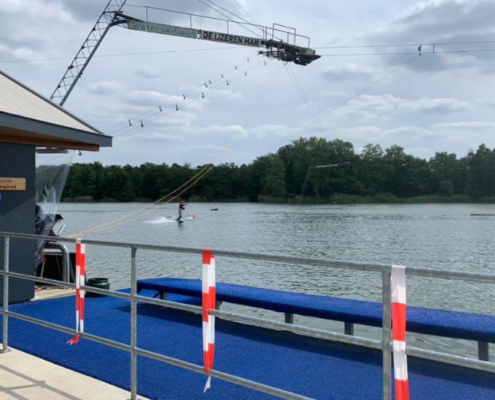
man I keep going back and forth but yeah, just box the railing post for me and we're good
[344,322,354,336]
[130,246,138,400]
[478,341,489,361]
[382,271,392,400]
[2,236,10,353]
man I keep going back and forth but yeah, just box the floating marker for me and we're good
[176,105,179,111]
[205,83,208,88]
[235,65,237,70]
[140,121,143,127]
[183,94,186,100]
[159,106,163,112]
[221,74,224,78]
[226,80,229,86]
[245,71,247,76]
[202,93,205,98]
[128,120,132,126]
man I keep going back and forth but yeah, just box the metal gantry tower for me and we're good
[50,0,128,106]
[50,1,320,107]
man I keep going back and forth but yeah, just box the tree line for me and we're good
[62,138,495,202]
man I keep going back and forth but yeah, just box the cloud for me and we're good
[182,144,230,152]
[336,94,470,119]
[383,126,430,137]
[364,0,495,71]
[87,81,121,96]
[121,90,206,111]
[123,132,186,141]
[211,90,243,100]
[243,124,294,139]
[404,146,432,155]
[431,121,495,130]
[478,99,495,108]
[134,66,162,80]
[379,121,495,140]
[322,63,376,81]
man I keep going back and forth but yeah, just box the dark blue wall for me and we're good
[0,143,35,304]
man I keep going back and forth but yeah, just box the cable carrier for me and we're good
[50,0,320,106]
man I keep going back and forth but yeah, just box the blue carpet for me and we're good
[1,292,494,400]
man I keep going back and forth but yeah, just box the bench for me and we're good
[137,277,495,361]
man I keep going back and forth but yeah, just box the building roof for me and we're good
[0,70,112,151]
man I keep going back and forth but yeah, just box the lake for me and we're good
[59,202,495,357]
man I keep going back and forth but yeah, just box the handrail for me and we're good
[1,231,495,400]
[2,231,495,283]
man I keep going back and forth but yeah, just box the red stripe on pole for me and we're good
[395,379,410,400]
[392,302,406,342]
[208,342,215,370]
[202,293,209,322]
[202,248,212,265]
[79,298,85,320]
[209,286,216,309]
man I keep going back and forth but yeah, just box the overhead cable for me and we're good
[319,48,495,57]
[105,51,259,134]
[0,47,243,65]
[231,0,258,25]
[197,0,262,38]
[267,55,420,153]
[284,64,327,137]
[205,0,264,35]
[112,59,269,138]
[315,40,495,49]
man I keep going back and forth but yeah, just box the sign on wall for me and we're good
[0,178,26,191]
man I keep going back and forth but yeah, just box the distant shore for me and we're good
[61,194,495,204]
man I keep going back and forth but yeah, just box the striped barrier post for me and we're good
[202,248,216,391]
[391,265,409,400]
[68,239,86,345]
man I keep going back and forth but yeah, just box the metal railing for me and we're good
[1,231,495,400]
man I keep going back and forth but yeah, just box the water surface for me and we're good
[60,202,495,357]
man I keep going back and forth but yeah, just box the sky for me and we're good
[1,0,495,166]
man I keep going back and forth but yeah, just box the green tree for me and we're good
[261,155,287,197]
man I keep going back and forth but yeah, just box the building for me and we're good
[0,70,112,304]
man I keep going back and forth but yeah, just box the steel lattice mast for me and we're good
[50,0,128,106]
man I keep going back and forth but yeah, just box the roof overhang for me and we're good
[0,69,113,151]
[0,112,112,151]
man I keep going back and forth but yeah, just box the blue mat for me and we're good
[1,291,494,400]
[138,278,495,343]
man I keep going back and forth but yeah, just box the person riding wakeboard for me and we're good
[177,201,186,222]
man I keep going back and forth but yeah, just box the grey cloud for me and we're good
[336,94,470,119]
[134,66,162,79]
[87,81,121,96]
[322,63,376,81]
[364,0,495,71]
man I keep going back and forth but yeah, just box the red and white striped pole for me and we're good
[391,265,409,400]
[202,248,216,391]
[68,239,86,345]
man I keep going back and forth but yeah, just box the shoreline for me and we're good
[61,195,495,205]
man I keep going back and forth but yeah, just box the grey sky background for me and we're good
[1,0,494,166]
